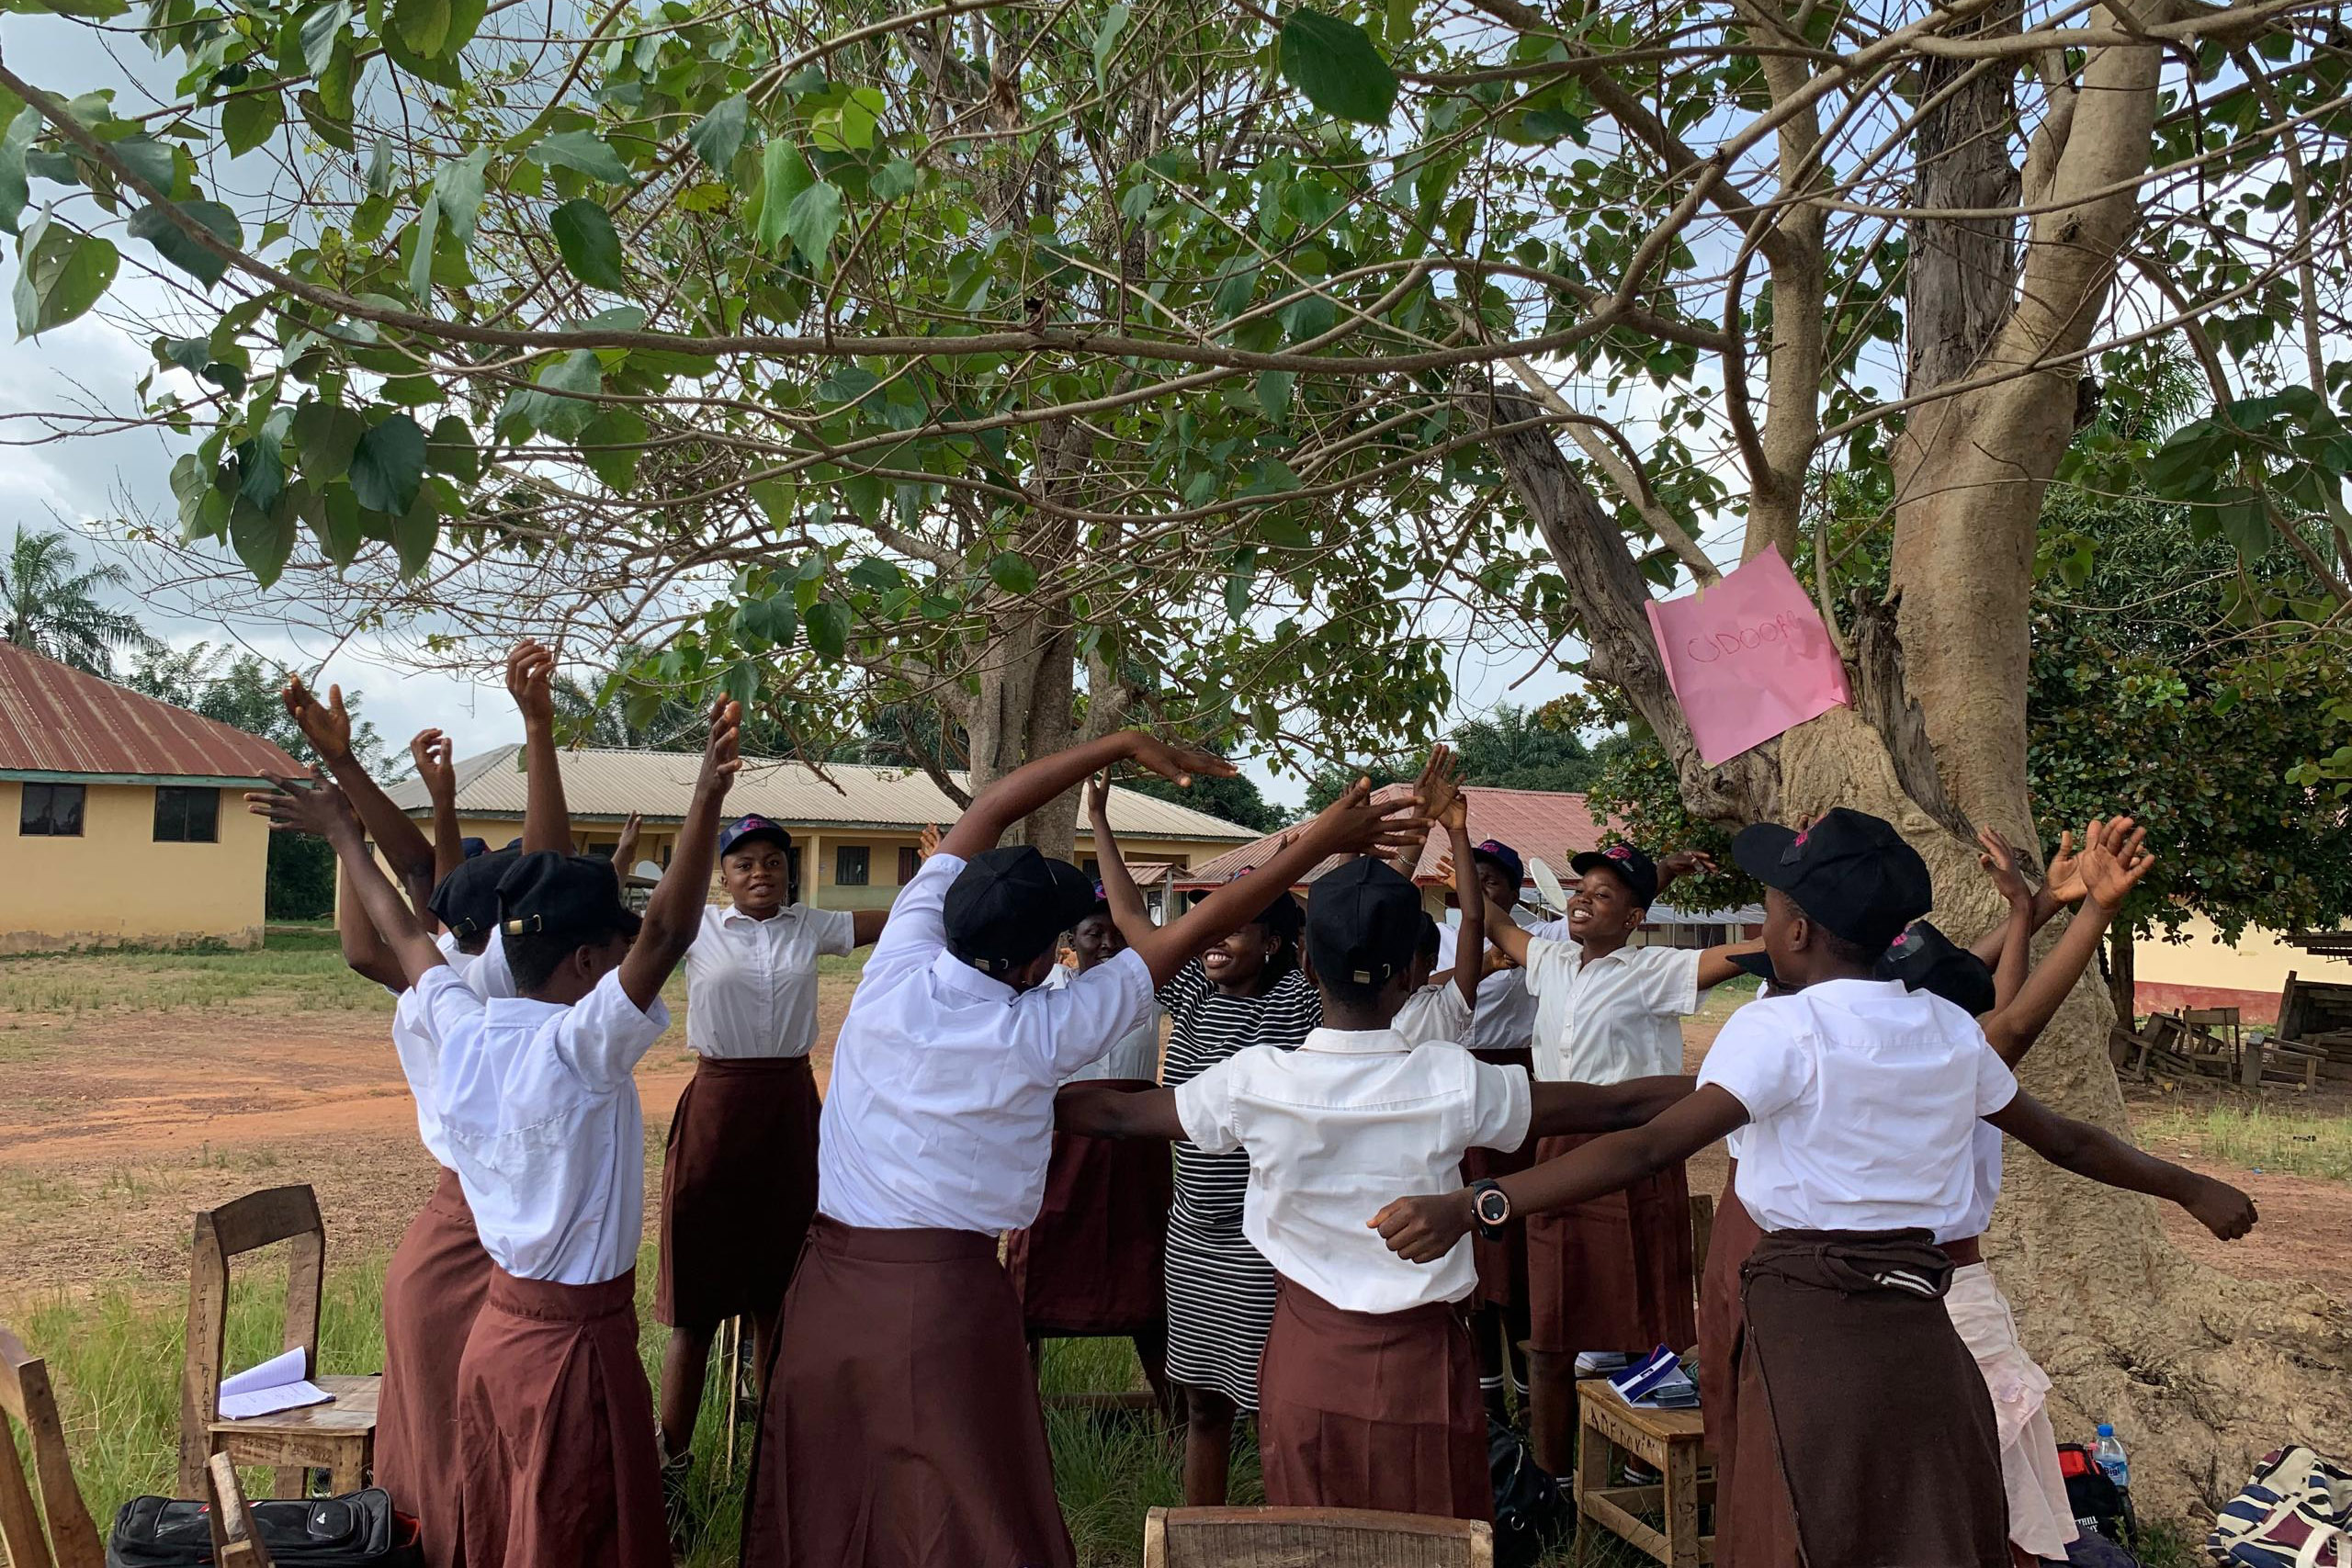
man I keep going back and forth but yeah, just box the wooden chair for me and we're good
[178,1185,379,1500]
[1143,1506,1493,1566]
[206,1453,276,1568]
[0,1325,105,1568]
[1574,1377,1714,1567]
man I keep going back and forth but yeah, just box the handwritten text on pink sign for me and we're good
[1644,546,1850,766]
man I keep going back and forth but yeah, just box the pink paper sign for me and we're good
[1644,545,1851,766]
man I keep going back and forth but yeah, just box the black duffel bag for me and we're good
[107,1488,422,1568]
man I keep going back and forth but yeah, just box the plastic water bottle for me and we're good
[2093,1423,2131,1491]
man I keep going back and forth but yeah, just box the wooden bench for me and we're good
[1,1323,105,1568]
[1574,1376,1713,1567]
[1144,1506,1493,1566]
[179,1185,379,1500]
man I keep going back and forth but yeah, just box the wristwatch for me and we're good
[1469,1179,1511,1240]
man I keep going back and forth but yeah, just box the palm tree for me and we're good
[1,527,158,677]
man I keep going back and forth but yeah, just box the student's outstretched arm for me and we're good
[1442,796,1482,1010]
[1693,938,1768,991]
[250,772,447,987]
[1131,779,1428,987]
[1089,772,1156,949]
[506,641,574,856]
[1054,1081,1185,1139]
[1373,1084,1747,1263]
[1519,1075,1693,1141]
[1982,824,2154,1067]
[941,729,1230,860]
[282,676,435,891]
[412,728,465,896]
[1984,1090,2254,1239]
[619,701,740,1011]
[1482,896,1532,966]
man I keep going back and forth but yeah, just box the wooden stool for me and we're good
[178,1185,378,1500]
[1573,1377,1713,1567]
[1,1323,105,1568]
[1144,1506,1493,1566]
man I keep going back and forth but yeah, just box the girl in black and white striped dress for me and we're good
[1157,889,1318,1506]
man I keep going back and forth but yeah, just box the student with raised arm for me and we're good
[739,735,1426,1568]
[275,696,742,1568]
[1375,809,2255,1568]
[1394,789,1482,1047]
[1478,839,1758,1468]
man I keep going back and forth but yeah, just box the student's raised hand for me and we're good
[697,699,743,797]
[918,822,941,861]
[281,675,356,764]
[1657,849,1717,883]
[1087,770,1114,820]
[1413,744,1463,827]
[2076,818,2155,912]
[1368,1190,1475,1265]
[409,728,456,798]
[614,810,644,870]
[503,640,557,728]
[2183,1174,2257,1240]
[1125,732,1236,789]
[2042,828,2085,906]
[1975,826,2033,908]
[245,769,362,845]
[1306,776,1430,862]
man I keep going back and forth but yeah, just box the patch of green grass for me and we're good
[0,941,387,1015]
[2138,1517,2203,1568]
[2137,1102,2352,1184]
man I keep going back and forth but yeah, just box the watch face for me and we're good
[1476,1189,1510,1224]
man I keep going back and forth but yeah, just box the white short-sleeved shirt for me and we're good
[387,931,515,1167]
[684,902,857,1058]
[1044,963,1162,1083]
[1174,1027,1532,1314]
[413,964,673,1284]
[1394,982,1474,1049]
[1524,939,1703,1083]
[817,852,1157,1233]
[1951,1123,2005,1240]
[1697,978,2019,1237]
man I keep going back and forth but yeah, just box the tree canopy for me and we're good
[2,525,158,676]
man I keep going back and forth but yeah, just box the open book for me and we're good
[218,1348,334,1420]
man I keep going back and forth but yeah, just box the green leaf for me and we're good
[390,491,438,575]
[350,412,427,515]
[1092,3,1133,82]
[404,194,439,305]
[125,199,242,288]
[755,140,811,254]
[299,0,351,78]
[579,406,646,489]
[432,146,490,243]
[803,599,850,659]
[987,551,1039,593]
[109,136,175,195]
[292,400,363,479]
[236,422,287,513]
[1280,8,1398,125]
[688,95,749,172]
[549,198,628,290]
[1254,368,1295,423]
[231,496,295,587]
[529,130,630,185]
[870,157,917,203]
[391,0,452,57]
[366,136,394,197]
[720,659,761,708]
[0,106,40,236]
[736,593,797,649]
[13,212,119,338]
[526,349,604,440]
[426,413,478,481]
[311,481,363,568]
[784,179,842,271]
[220,92,285,158]
[847,558,903,594]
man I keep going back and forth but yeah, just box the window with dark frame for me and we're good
[897,846,920,885]
[153,785,221,843]
[836,844,870,886]
[18,782,86,837]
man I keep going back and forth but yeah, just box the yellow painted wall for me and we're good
[2139,913,2352,996]
[0,780,269,953]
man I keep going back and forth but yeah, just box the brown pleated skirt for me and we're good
[376,1168,492,1568]
[657,1054,821,1331]
[1257,1278,1491,1523]
[1725,1228,2007,1568]
[740,1217,1074,1568]
[456,1267,665,1568]
[1463,1047,1535,1311]
[1695,1167,1762,1502]
[1005,1080,1172,1336]
[1525,1133,1697,1355]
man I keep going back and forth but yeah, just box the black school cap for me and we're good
[1730,807,1932,955]
[718,814,792,857]
[1729,922,1995,1015]
[1571,841,1659,908]
[428,847,518,941]
[1470,838,1523,889]
[1306,857,1424,987]
[495,850,634,942]
[944,845,1100,975]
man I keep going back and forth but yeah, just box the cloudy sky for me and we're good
[0,16,1741,812]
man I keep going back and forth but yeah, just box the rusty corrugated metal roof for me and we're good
[382,745,1261,843]
[1173,784,1622,890]
[0,641,300,782]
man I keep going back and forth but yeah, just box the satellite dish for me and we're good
[630,859,663,883]
[1527,856,1568,915]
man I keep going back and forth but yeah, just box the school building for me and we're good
[0,641,298,953]
[371,744,1261,908]
[2132,916,2352,1023]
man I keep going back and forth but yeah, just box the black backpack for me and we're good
[1488,1416,1570,1568]
[106,1489,422,1568]
[2056,1442,2141,1561]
